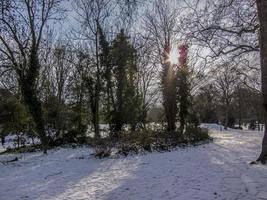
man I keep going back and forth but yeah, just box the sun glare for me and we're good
[169,48,178,64]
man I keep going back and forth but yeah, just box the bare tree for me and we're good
[181,0,259,59]
[134,35,159,126]
[52,42,72,102]
[182,0,267,163]
[143,0,180,132]
[68,48,88,136]
[256,0,267,163]
[214,63,240,129]
[0,0,64,153]
[74,0,113,139]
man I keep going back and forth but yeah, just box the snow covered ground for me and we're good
[0,134,39,153]
[0,129,267,200]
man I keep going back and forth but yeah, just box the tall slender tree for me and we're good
[111,30,140,133]
[98,24,114,127]
[74,0,112,139]
[177,45,190,133]
[162,46,178,132]
[143,0,180,132]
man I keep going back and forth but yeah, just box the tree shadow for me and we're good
[1,131,266,200]
[99,132,266,200]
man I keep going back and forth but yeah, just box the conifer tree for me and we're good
[162,46,178,132]
[111,30,141,133]
[98,24,114,126]
[177,45,190,133]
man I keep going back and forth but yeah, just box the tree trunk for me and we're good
[113,62,125,133]
[94,26,101,140]
[256,0,267,163]
[16,133,20,148]
[21,82,48,153]
[1,135,5,146]
[238,89,242,128]
[106,73,111,125]
[162,46,177,132]
[92,111,100,140]
[224,105,229,130]
[92,91,100,140]
[180,114,185,133]
[178,68,190,134]
[19,51,48,153]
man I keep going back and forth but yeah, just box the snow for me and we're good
[0,135,19,152]
[200,123,223,131]
[1,128,267,200]
[0,134,40,153]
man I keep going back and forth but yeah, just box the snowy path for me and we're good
[1,130,267,200]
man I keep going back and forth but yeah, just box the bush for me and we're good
[91,125,211,158]
[185,125,210,142]
[117,143,139,156]
[1,144,43,154]
[135,129,155,152]
[95,146,112,158]
[94,139,113,158]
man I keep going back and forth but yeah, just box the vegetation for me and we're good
[0,0,266,163]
